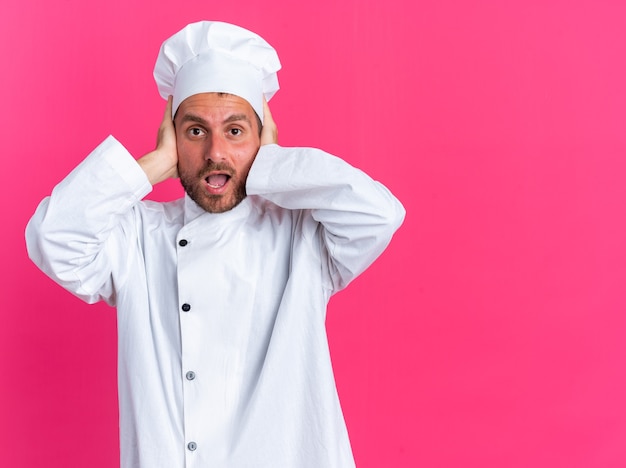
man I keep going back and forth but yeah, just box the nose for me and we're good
[204,133,227,162]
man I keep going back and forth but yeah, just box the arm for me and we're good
[25,99,178,304]
[247,103,405,292]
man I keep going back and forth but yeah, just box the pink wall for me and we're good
[3,0,626,466]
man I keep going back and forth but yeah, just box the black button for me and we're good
[187,441,197,451]
[186,371,196,380]
[178,239,188,247]
[181,303,191,312]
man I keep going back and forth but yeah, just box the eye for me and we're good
[188,127,205,138]
[228,128,242,136]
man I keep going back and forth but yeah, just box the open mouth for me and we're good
[205,173,231,189]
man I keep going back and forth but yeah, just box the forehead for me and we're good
[175,92,256,124]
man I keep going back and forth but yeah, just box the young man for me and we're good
[26,21,405,468]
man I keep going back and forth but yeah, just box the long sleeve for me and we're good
[246,144,405,293]
[25,136,153,305]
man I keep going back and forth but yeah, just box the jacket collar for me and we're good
[183,194,252,225]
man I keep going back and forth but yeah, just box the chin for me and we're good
[196,192,247,214]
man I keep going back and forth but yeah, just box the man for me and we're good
[26,21,405,468]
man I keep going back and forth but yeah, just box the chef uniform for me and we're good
[26,21,405,468]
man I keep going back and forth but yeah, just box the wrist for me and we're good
[137,149,178,185]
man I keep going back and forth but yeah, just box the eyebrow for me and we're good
[178,113,252,127]
[224,113,252,125]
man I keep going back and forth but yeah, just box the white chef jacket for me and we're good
[26,136,405,468]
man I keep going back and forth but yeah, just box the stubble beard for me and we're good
[179,162,247,214]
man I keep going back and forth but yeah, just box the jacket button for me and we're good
[187,441,197,451]
[178,239,188,247]
[181,303,191,312]
[186,371,196,381]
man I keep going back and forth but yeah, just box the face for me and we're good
[175,92,261,213]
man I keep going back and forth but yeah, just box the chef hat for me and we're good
[154,21,281,122]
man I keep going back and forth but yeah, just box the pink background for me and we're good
[2,0,626,466]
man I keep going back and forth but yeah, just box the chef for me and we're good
[26,20,405,468]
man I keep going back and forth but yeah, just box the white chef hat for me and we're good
[154,21,281,122]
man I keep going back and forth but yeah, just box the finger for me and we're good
[157,96,175,147]
[261,97,278,145]
[165,95,173,123]
[262,97,274,127]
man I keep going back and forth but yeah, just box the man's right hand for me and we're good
[138,96,179,185]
